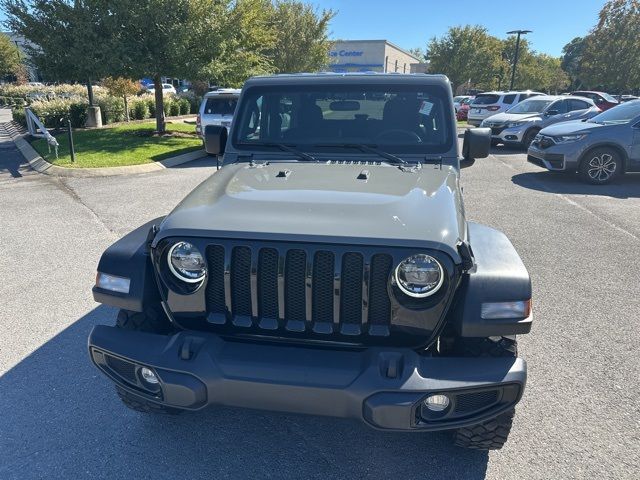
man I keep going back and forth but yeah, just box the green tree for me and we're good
[103,77,141,121]
[561,37,586,89]
[0,32,22,77]
[265,0,335,73]
[1,0,119,101]
[426,25,505,92]
[580,0,640,92]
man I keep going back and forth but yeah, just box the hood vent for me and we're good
[327,160,382,166]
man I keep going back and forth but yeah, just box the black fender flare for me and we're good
[93,217,164,312]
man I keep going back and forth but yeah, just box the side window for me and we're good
[503,94,517,104]
[518,93,531,102]
[568,99,589,111]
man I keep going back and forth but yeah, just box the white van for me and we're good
[196,88,241,138]
[467,91,544,126]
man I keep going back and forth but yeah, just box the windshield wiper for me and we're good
[313,143,406,165]
[261,142,317,162]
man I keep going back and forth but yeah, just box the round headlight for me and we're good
[167,242,206,283]
[394,254,444,298]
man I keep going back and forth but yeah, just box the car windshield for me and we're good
[599,92,618,103]
[233,84,453,154]
[472,94,500,105]
[588,100,640,125]
[507,99,554,114]
[204,97,238,115]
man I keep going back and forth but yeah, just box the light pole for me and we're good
[507,30,531,90]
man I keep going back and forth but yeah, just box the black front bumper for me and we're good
[88,326,526,431]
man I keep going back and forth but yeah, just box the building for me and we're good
[327,40,427,74]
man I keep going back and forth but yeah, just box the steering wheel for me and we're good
[376,129,422,143]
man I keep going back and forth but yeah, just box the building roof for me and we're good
[330,39,422,63]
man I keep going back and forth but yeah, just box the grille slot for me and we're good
[204,243,398,341]
[455,390,499,414]
[106,355,137,384]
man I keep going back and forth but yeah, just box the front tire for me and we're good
[114,307,180,414]
[445,337,517,450]
[578,147,622,184]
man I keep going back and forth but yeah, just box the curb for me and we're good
[3,120,208,177]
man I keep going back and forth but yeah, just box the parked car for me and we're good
[481,95,599,148]
[456,97,473,121]
[528,99,640,184]
[196,88,241,139]
[467,91,544,126]
[453,95,472,112]
[570,91,618,111]
[146,83,177,95]
[88,72,532,451]
[617,94,639,103]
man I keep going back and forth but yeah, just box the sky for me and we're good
[314,0,607,57]
[1,0,605,57]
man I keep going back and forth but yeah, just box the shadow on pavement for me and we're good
[0,306,489,480]
[512,171,640,199]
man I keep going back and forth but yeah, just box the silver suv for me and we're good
[481,95,599,148]
[467,91,544,127]
[196,88,241,139]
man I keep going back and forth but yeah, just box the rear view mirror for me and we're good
[461,128,491,167]
[329,100,360,111]
[204,125,227,155]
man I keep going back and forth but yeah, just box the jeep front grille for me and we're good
[204,244,395,339]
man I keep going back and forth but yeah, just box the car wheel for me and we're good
[579,147,622,184]
[522,129,539,149]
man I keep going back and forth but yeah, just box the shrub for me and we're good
[12,107,26,127]
[179,98,191,115]
[97,95,126,124]
[132,100,150,120]
[69,102,89,128]
[146,97,156,116]
[169,100,180,117]
[29,98,74,129]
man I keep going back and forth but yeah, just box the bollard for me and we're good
[67,118,76,163]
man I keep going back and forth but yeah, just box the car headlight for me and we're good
[507,121,527,128]
[394,254,444,298]
[167,241,206,283]
[553,134,588,144]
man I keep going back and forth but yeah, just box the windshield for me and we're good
[588,100,640,125]
[233,84,453,154]
[204,97,238,115]
[507,99,554,114]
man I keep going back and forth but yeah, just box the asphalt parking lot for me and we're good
[1,113,639,479]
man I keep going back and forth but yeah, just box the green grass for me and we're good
[457,120,470,128]
[31,121,202,168]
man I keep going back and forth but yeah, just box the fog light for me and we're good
[423,394,450,412]
[140,367,159,384]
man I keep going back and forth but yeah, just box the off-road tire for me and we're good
[453,409,515,450]
[116,386,182,415]
[578,147,622,184]
[116,306,173,334]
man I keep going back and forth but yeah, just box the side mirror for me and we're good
[461,127,491,168]
[204,125,227,155]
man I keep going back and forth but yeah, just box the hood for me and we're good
[157,162,465,259]
[484,112,540,124]
[539,119,608,136]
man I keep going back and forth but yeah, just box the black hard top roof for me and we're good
[244,72,451,88]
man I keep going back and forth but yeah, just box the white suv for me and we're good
[196,88,241,138]
[467,91,544,126]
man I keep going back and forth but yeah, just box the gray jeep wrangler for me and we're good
[89,73,532,450]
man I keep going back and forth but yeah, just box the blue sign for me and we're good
[329,50,364,57]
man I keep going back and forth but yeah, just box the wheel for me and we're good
[114,307,179,414]
[445,337,517,450]
[116,306,173,334]
[578,147,622,184]
[116,386,182,415]
[452,409,515,450]
[522,128,539,149]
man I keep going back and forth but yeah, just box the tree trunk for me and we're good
[124,95,130,122]
[153,75,165,133]
[87,80,94,106]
